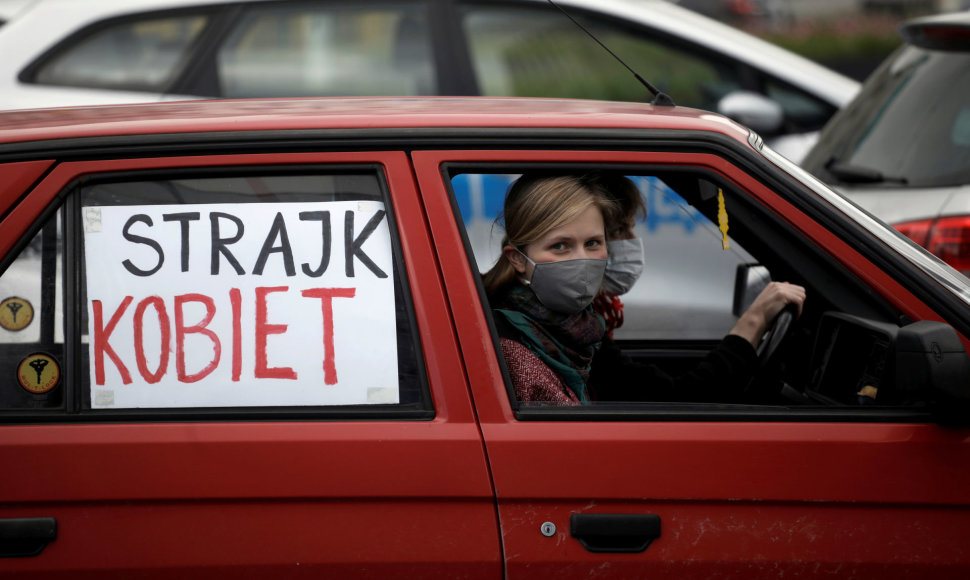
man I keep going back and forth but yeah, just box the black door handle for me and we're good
[0,517,57,558]
[570,513,661,553]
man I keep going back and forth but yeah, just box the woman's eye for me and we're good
[585,239,602,248]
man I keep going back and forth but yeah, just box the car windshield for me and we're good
[803,45,970,188]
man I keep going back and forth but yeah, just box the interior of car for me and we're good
[447,164,970,416]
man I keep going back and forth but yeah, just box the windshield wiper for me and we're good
[825,159,909,185]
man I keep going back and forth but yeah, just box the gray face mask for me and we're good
[517,250,607,314]
[602,237,645,295]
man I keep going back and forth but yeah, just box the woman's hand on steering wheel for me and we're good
[729,281,806,356]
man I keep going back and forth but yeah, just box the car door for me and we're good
[0,150,500,577]
[413,147,970,578]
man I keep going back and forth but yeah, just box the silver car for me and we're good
[802,10,970,273]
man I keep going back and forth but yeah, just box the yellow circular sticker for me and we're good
[0,297,34,332]
[17,353,60,394]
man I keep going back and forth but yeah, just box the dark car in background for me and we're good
[802,10,970,273]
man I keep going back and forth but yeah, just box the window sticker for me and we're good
[0,297,34,332]
[83,201,398,408]
[17,353,60,394]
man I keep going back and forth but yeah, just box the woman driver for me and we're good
[483,173,806,405]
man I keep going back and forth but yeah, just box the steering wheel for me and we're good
[756,304,797,366]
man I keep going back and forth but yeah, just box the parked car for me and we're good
[0,96,969,577]
[802,10,970,274]
[0,0,858,162]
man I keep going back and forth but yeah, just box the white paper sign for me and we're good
[83,201,399,408]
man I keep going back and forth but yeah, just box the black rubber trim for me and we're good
[2,163,437,424]
[514,404,935,423]
[0,517,57,558]
[0,127,742,161]
[570,513,660,554]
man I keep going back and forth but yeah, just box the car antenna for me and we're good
[546,0,675,106]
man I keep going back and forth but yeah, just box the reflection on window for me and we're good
[461,5,737,109]
[34,16,207,90]
[765,79,834,132]
[218,3,435,97]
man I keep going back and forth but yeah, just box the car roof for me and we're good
[0,96,753,147]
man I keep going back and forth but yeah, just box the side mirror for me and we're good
[896,320,970,403]
[718,91,784,135]
[733,263,770,317]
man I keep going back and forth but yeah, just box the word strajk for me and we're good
[120,209,388,279]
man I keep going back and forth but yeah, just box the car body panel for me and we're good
[0,146,501,577]
[836,185,960,225]
[0,159,53,217]
[0,97,754,142]
[412,144,970,576]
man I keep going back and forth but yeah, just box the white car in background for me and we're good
[802,11,970,274]
[0,0,857,162]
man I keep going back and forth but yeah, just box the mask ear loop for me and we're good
[514,247,535,285]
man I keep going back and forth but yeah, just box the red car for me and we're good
[0,97,968,578]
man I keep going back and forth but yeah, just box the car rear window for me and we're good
[0,170,429,419]
[804,45,970,188]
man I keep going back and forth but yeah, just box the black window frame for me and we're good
[0,163,434,423]
[440,159,936,424]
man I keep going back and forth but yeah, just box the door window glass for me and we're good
[449,165,934,416]
[764,78,836,132]
[452,171,750,341]
[460,4,739,109]
[32,15,207,90]
[0,171,429,416]
[218,3,435,97]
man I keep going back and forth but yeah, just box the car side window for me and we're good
[30,14,208,91]
[450,165,934,416]
[452,171,750,340]
[459,4,740,109]
[217,2,435,98]
[764,78,836,132]
[0,170,429,418]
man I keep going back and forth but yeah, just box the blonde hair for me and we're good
[483,173,619,296]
